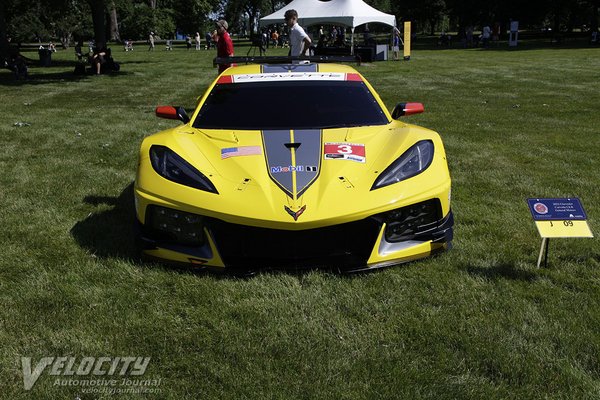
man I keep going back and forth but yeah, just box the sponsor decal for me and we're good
[284,205,306,221]
[271,165,301,173]
[270,165,318,174]
[221,146,262,159]
[533,202,549,215]
[233,72,346,83]
[324,142,366,163]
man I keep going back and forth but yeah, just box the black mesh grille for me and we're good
[206,217,382,269]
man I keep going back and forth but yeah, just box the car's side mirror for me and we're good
[155,106,190,124]
[391,102,424,119]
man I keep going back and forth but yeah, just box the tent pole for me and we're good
[351,27,355,55]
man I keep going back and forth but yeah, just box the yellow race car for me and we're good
[134,61,453,272]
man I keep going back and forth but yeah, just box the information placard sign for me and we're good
[527,198,593,238]
[527,198,587,221]
[527,197,593,267]
[534,220,593,238]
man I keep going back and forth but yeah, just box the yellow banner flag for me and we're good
[403,21,411,60]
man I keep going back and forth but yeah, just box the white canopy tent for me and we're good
[259,0,396,53]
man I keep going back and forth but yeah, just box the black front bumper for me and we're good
[138,200,454,272]
[207,216,382,270]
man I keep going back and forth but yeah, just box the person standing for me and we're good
[195,32,201,50]
[492,22,501,44]
[148,32,155,51]
[392,26,401,60]
[186,34,192,50]
[216,20,234,74]
[481,24,491,48]
[465,25,474,48]
[205,31,212,49]
[284,9,311,57]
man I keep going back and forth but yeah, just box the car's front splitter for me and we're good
[136,205,454,273]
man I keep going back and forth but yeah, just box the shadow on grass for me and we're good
[461,263,539,282]
[70,183,241,278]
[0,69,134,86]
[71,182,140,262]
[83,195,118,207]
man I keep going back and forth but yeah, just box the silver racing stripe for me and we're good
[293,129,321,197]
[263,130,294,197]
[262,129,322,199]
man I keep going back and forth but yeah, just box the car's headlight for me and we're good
[150,145,218,193]
[371,140,434,190]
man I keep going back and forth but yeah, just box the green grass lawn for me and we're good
[1,41,599,399]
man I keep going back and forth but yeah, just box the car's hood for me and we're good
[192,125,391,190]
[137,123,449,228]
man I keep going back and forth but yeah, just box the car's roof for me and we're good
[221,63,360,76]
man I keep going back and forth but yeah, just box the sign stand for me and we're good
[536,237,549,268]
[527,198,593,268]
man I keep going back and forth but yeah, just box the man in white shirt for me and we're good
[284,9,311,57]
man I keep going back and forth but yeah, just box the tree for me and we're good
[224,0,272,35]
[109,1,120,41]
[392,0,446,34]
[120,3,176,39]
[365,0,391,13]
[591,0,599,31]
[0,0,8,61]
[170,0,215,35]
[89,0,107,44]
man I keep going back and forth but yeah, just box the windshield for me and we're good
[193,81,389,130]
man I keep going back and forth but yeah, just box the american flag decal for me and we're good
[221,146,262,159]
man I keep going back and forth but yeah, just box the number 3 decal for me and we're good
[324,142,366,163]
[337,145,352,154]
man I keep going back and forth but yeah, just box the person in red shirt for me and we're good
[216,20,234,74]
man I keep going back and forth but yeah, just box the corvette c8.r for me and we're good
[134,62,453,272]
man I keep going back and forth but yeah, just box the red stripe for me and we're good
[217,75,233,84]
[346,73,362,81]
